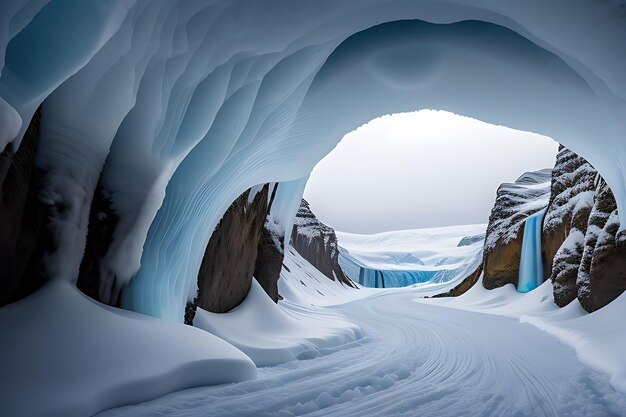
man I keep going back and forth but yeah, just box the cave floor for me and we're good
[99,289,626,417]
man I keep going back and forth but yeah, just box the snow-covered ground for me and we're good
[5,227,626,416]
[101,279,626,417]
[99,232,626,417]
[0,281,257,417]
[422,276,626,394]
[0,247,370,416]
[194,247,366,367]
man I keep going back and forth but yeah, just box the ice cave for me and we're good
[1,1,626,416]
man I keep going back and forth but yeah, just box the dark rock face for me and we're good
[482,169,551,290]
[291,199,355,287]
[194,185,271,314]
[542,146,596,306]
[184,183,287,322]
[77,182,120,305]
[0,107,49,306]
[253,221,284,303]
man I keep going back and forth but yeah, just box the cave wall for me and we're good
[1,1,625,322]
[0,107,49,306]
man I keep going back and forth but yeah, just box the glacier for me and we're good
[0,0,625,322]
[338,225,485,288]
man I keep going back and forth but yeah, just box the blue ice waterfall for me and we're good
[517,207,547,293]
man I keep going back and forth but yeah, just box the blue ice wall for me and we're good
[517,208,547,293]
[358,268,437,288]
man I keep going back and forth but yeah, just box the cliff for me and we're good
[291,199,355,287]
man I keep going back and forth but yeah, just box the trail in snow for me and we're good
[100,289,626,417]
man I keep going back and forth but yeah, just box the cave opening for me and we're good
[300,109,558,290]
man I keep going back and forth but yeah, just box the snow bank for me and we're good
[0,281,256,417]
[193,247,366,367]
[280,246,377,306]
[195,279,363,367]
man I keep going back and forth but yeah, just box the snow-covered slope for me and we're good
[101,276,626,417]
[422,276,626,394]
[194,279,362,367]
[337,224,485,288]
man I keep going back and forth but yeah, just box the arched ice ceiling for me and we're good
[0,0,624,321]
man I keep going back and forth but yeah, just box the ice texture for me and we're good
[337,224,485,288]
[0,1,625,324]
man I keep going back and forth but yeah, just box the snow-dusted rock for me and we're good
[543,146,596,306]
[291,199,355,288]
[482,169,551,289]
[577,178,626,312]
[193,184,272,315]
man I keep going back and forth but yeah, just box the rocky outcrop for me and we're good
[193,185,272,315]
[0,107,49,307]
[253,184,284,302]
[291,199,355,287]
[482,169,551,289]
[577,178,626,312]
[542,146,596,306]
[185,183,287,323]
[480,145,626,312]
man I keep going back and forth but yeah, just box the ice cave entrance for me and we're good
[304,110,558,289]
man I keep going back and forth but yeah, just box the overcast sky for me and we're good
[303,110,559,234]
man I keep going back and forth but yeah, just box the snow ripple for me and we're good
[99,291,626,416]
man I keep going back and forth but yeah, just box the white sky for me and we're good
[304,110,559,234]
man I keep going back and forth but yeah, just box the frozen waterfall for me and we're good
[517,208,547,293]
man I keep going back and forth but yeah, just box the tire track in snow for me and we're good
[100,291,626,417]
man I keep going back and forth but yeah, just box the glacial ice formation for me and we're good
[338,225,485,288]
[517,208,547,292]
[1,0,625,322]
